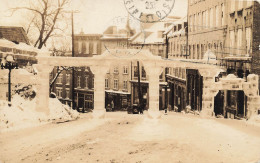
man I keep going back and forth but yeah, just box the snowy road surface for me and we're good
[0,112,260,163]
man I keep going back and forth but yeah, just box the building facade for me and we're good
[164,0,260,118]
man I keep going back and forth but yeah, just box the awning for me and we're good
[105,90,130,95]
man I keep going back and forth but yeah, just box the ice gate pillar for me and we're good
[35,64,53,115]
[145,62,163,119]
[91,65,109,118]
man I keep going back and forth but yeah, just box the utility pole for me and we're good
[64,9,79,109]
[186,2,189,59]
[137,61,143,113]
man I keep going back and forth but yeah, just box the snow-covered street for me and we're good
[0,112,260,163]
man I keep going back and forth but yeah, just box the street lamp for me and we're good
[1,55,18,107]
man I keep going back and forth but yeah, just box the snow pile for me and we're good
[0,95,44,132]
[49,98,79,121]
[247,114,260,127]
[0,86,79,132]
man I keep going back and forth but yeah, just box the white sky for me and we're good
[0,0,188,34]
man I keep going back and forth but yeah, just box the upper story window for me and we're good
[78,41,82,54]
[114,66,119,74]
[66,74,70,85]
[57,74,63,84]
[246,27,252,54]
[56,88,62,98]
[210,8,214,28]
[66,89,70,99]
[134,66,138,78]
[141,66,146,78]
[230,0,235,12]
[247,0,253,7]
[105,78,109,89]
[221,3,225,26]
[77,76,81,88]
[93,42,98,54]
[123,80,128,90]
[85,42,90,54]
[85,76,88,89]
[216,5,219,27]
[123,66,128,74]
[114,79,118,90]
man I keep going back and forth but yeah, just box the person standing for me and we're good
[111,100,114,112]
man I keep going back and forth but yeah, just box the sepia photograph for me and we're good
[0,0,260,162]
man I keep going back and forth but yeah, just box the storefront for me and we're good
[75,89,94,111]
[105,90,131,111]
[130,80,166,110]
[186,69,203,111]
[167,75,187,112]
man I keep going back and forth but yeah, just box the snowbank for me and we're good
[246,115,260,127]
[0,92,79,133]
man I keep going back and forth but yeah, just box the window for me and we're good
[66,74,70,85]
[85,76,88,88]
[66,89,70,99]
[105,78,109,88]
[230,30,235,54]
[123,66,128,74]
[92,78,94,88]
[247,0,253,7]
[78,41,82,54]
[237,29,242,53]
[114,79,118,90]
[85,42,89,54]
[189,16,193,32]
[221,3,225,26]
[56,88,62,98]
[206,10,209,28]
[230,0,235,12]
[238,0,243,10]
[141,66,146,78]
[194,14,196,31]
[210,8,213,28]
[93,42,97,54]
[77,76,81,88]
[123,81,128,90]
[216,6,219,27]
[134,66,138,78]
[202,11,205,29]
[57,74,63,84]
[246,27,252,54]
[114,66,119,74]
[198,12,201,30]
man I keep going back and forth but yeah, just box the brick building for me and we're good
[74,33,102,111]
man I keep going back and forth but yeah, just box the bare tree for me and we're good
[10,0,70,49]
[49,65,71,93]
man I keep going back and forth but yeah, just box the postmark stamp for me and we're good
[102,16,145,58]
[124,0,175,23]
